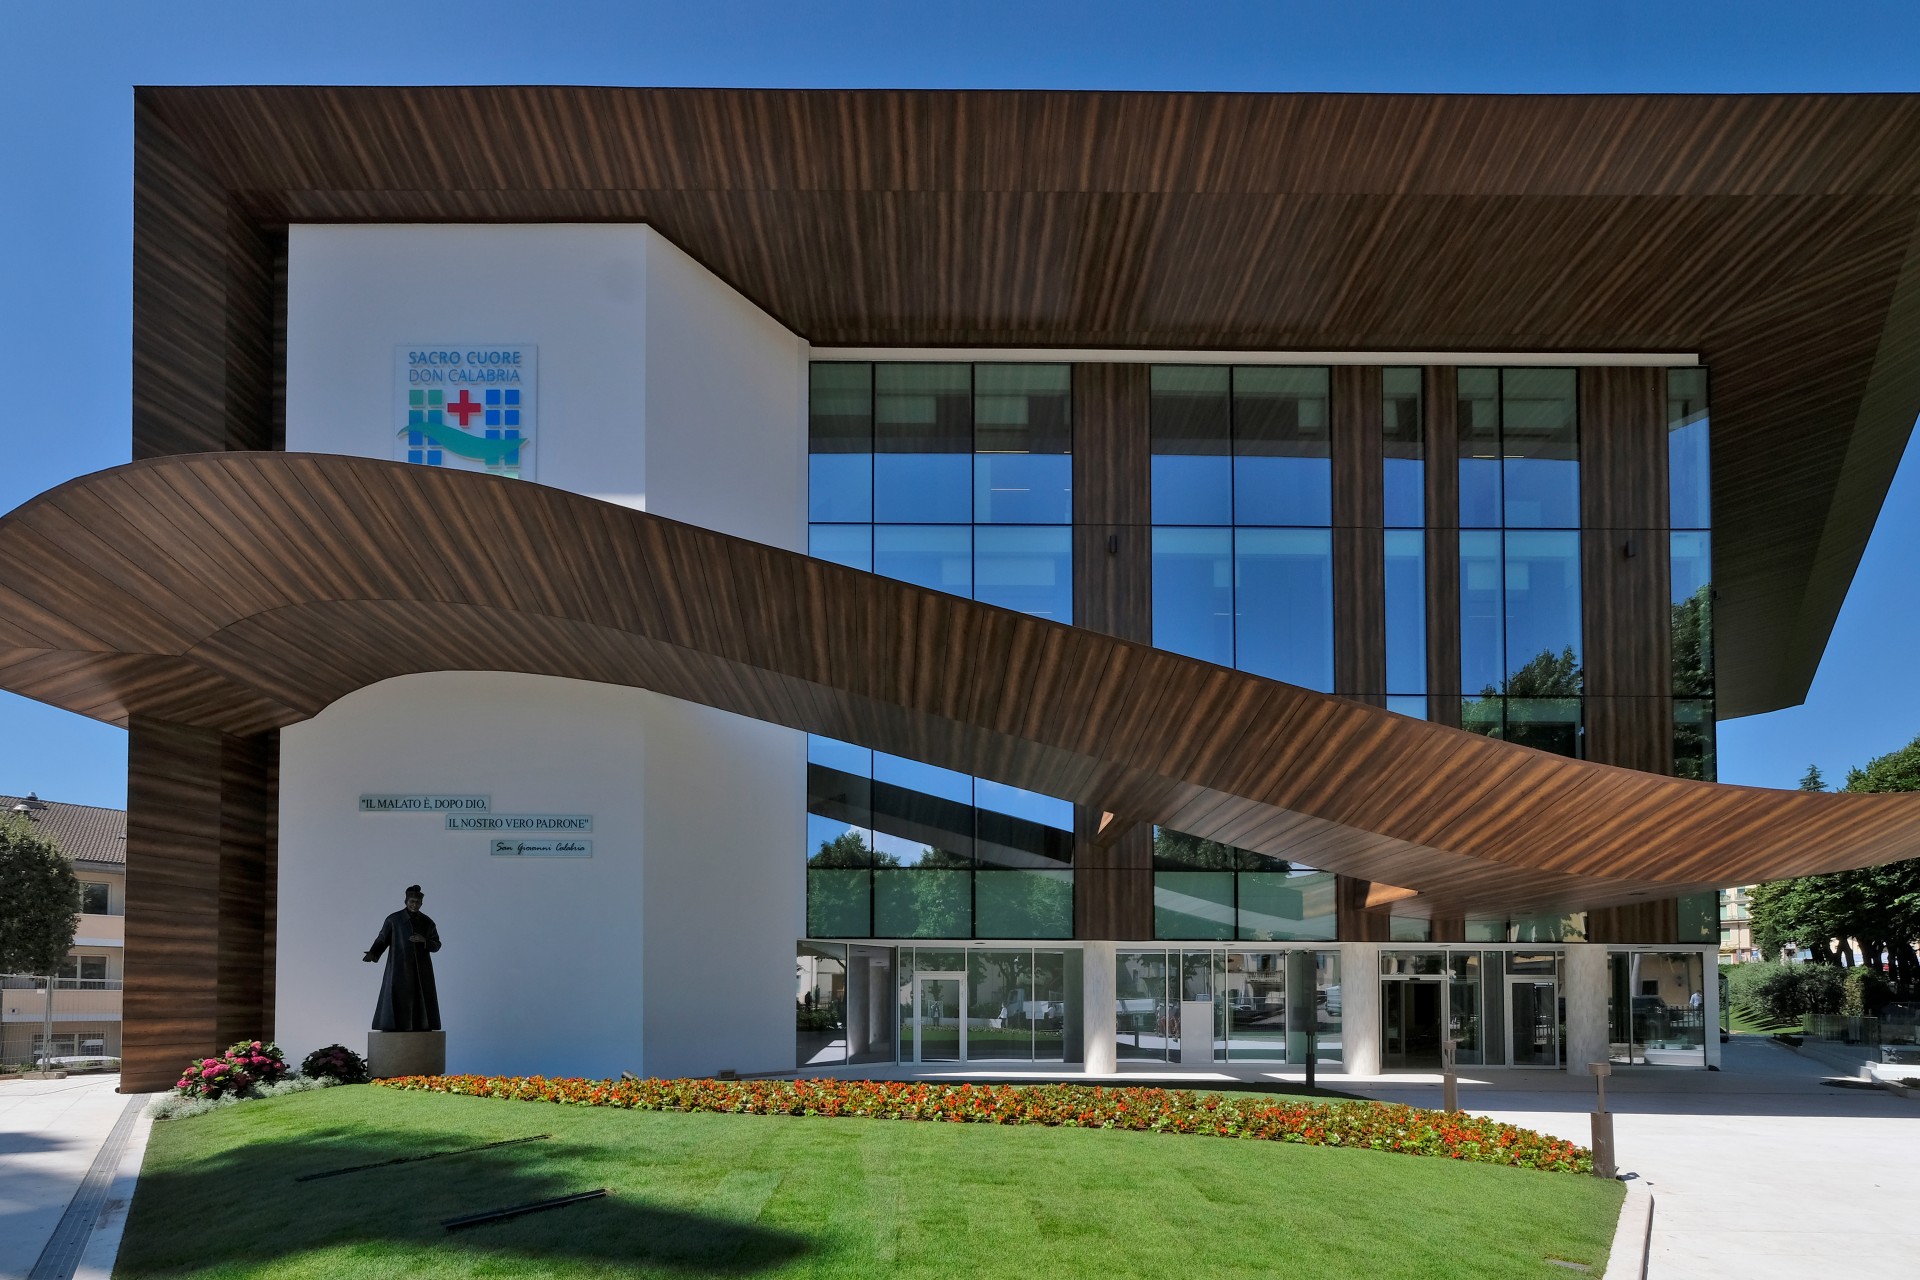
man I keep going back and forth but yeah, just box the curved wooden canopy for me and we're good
[2,452,1917,917]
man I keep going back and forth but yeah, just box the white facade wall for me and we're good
[279,225,807,1078]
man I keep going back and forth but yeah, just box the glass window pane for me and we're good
[1460,530,1505,694]
[1154,872,1234,940]
[807,870,871,938]
[871,753,973,868]
[809,363,872,522]
[1313,952,1343,1064]
[975,779,1074,831]
[1389,917,1433,942]
[1117,950,1171,1060]
[1458,368,1501,527]
[1503,531,1582,693]
[967,949,1035,1060]
[1224,952,1289,1061]
[1382,366,1424,528]
[975,454,1071,524]
[1501,368,1579,528]
[1386,695,1428,720]
[1152,827,1240,869]
[874,525,970,596]
[1505,697,1582,758]
[875,363,971,523]
[974,525,1071,621]
[1238,869,1336,941]
[1462,693,1504,739]
[1032,950,1071,1061]
[1675,697,1716,781]
[1672,531,1712,696]
[975,871,1073,938]
[809,524,871,572]
[1151,366,1232,525]
[1668,367,1711,530]
[1235,527,1334,691]
[1152,527,1234,665]
[1385,529,1426,695]
[873,869,971,937]
[797,942,848,1064]
[975,779,1074,870]
[973,364,1070,453]
[1233,367,1331,526]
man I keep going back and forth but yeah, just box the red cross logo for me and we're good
[445,389,483,427]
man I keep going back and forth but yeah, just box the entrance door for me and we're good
[1507,978,1559,1067]
[914,973,965,1063]
[1381,980,1444,1069]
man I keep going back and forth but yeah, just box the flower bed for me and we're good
[375,1076,1591,1174]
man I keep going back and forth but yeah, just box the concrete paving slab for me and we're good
[0,1075,128,1280]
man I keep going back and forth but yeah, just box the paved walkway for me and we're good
[1345,1037,1920,1280]
[0,1075,153,1280]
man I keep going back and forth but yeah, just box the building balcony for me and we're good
[0,978,123,1022]
[73,912,123,946]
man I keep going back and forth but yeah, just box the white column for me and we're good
[1564,944,1610,1076]
[1339,943,1382,1076]
[1702,947,1722,1069]
[1082,940,1117,1076]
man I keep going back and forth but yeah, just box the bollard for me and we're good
[1305,1051,1316,1091]
[1588,1061,1616,1179]
[1441,1038,1459,1113]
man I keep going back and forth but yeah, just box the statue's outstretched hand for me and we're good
[361,951,377,962]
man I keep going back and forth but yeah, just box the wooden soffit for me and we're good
[5,453,1920,918]
[128,87,1920,719]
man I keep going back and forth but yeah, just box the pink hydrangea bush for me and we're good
[173,1040,291,1101]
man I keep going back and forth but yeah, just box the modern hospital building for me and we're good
[4,88,1920,1091]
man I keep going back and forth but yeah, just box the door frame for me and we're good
[912,971,967,1064]
[1504,975,1561,1068]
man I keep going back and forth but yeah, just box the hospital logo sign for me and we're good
[394,345,537,480]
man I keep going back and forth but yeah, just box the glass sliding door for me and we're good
[1507,978,1559,1067]
[914,973,964,1062]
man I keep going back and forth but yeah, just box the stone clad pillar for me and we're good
[1082,940,1117,1075]
[1339,943,1382,1076]
[1564,944,1611,1075]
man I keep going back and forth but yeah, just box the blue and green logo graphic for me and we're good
[395,346,537,479]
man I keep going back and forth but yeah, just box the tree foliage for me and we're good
[1748,734,1920,997]
[1727,961,1843,1025]
[0,816,81,976]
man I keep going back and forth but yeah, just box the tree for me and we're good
[0,815,80,977]
[1672,584,1712,698]
[1748,734,1920,996]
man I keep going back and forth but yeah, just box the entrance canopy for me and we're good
[3,452,1917,918]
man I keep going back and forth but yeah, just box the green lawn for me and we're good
[119,1085,1622,1280]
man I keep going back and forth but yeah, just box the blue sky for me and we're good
[4,0,1920,807]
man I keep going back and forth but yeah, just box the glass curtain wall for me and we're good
[1669,368,1714,781]
[806,363,1077,939]
[1118,948,1341,1064]
[1458,368,1583,755]
[896,945,1082,1062]
[1607,950,1706,1066]
[1382,368,1427,719]
[1150,366,1335,692]
[1151,828,1336,942]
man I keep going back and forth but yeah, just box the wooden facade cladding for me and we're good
[1070,363,1154,939]
[10,452,1920,929]
[123,717,277,1091]
[1332,365,1385,703]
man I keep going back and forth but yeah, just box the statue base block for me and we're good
[367,1030,446,1079]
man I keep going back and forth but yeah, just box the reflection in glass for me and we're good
[874,525,970,596]
[796,942,849,1067]
[875,364,971,523]
[1502,531,1582,693]
[809,363,872,522]
[1032,950,1071,1061]
[1668,367,1711,531]
[1117,951,1172,1060]
[1671,531,1712,697]
[810,524,871,571]
[1449,952,1483,1066]
[1235,528,1334,691]
[1500,368,1578,527]
[974,525,1071,620]
[1674,698,1716,782]
[1234,367,1332,526]
[974,364,1071,523]
[915,973,962,1061]
[968,949,1034,1061]
[1150,366,1232,524]
[1458,368,1502,527]
[1382,366,1424,528]
[1224,952,1289,1061]
[846,945,895,1064]
[1389,917,1433,942]
[1386,695,1429,720]
[1608,950,1706,1066]
[974,870,1072,938]
[1460,530,1505,694]
[1384,529,1426,696]
[875,870,970,938]
[1505,697,1582,757]
[1152,527,1233,665]
[1509,978,1559,1067]
[1238,870,1336,942]
[1155,872,1234,941]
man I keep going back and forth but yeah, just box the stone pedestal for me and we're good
[368,1030,445,1079]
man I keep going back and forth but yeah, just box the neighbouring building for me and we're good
[1719,886,1759,964]
[1,794,126,1065]
[4,89,1920,1091]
